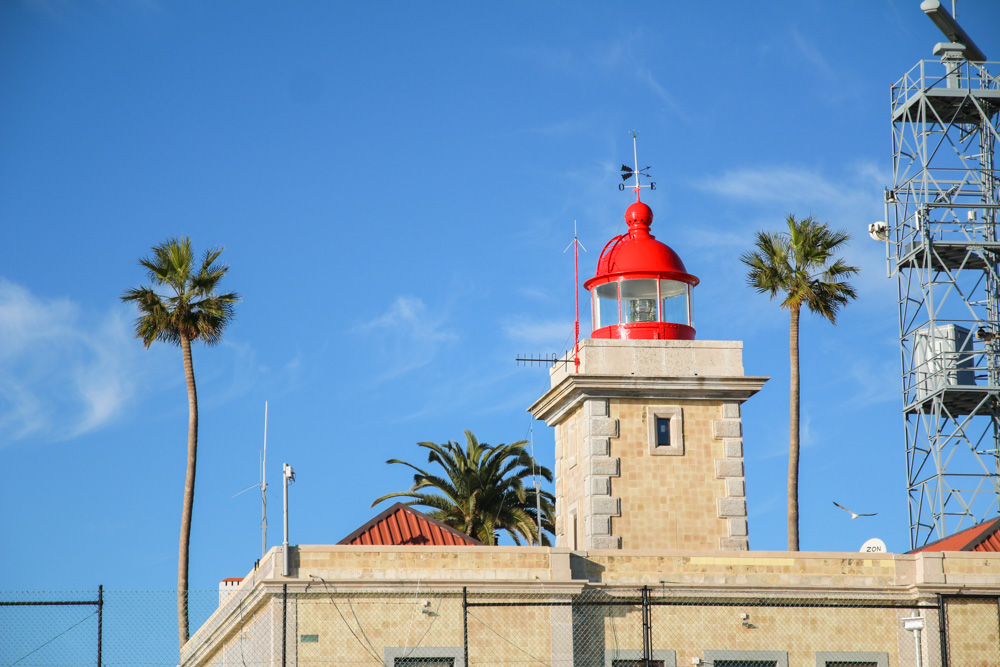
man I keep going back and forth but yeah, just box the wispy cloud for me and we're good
[696,167,843,206]
[502,318,573,347]
[789,27,836,80]
[683,160,895,310]
[638,69,692,123]
[365,296,457,343]
[0,280,142,443]
[354,296,459,384]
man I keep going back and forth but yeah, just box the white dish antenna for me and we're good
[860,537,888,554]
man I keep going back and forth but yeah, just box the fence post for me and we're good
[97,585,103,667]
[641,586,651,667]
[282,584,288,667]
[462,587,469,667]
[938,594,949,667]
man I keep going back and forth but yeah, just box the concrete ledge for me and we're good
[530,375,770,425]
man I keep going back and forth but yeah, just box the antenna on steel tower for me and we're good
[879,1,1000,547]
[921,0,987,62]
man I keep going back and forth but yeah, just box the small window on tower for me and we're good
[656,418,671,446]
[647,407,683,456]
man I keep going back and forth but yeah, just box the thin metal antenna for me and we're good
[631,131,641,194]
[230,401,270,559]
[261,401,268,559]
[563,220,587,374]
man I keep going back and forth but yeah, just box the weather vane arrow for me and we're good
[619,130,655,193]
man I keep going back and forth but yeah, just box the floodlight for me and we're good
[869,221,890,242]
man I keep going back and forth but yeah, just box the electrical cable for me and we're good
[401,578,421,655]
[347,594,380,660]
[405,598,440,654]
[311,575,381,664]
[467,608,551,666]
[609,604,621,663]
[236,591,249,667]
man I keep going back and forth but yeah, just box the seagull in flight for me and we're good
[833,502,877,520]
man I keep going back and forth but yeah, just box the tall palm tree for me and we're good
[740,215,858,551]
[121,237,238,647]
[372,431,555,546]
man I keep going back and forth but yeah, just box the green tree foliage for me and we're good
[121,237,238,646]
[740,215,858,551]
[372,431,555,546]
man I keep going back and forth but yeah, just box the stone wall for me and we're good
[183,547,1000,667]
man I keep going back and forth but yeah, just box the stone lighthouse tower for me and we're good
[529,188,767,552]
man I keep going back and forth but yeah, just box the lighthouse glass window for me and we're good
[659,279,689,325]
[620,279,659,324]
[594,282,620,328]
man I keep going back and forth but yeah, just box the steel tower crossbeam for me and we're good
[889,52,1000,548]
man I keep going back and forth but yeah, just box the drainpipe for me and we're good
[282,463,295,577]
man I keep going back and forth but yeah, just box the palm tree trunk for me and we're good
[788,304,801,551]
[178,334,199,647]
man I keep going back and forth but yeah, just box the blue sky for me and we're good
[2,0,999,593]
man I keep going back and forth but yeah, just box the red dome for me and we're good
[584,202,699,287]
[584,198,699,341]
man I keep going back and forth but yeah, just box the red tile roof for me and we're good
[909,516,1000,553]
[338,502,483,547]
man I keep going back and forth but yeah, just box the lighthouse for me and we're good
[530,174,768,552]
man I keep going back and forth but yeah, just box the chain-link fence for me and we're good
[3,588,999,666]
[1,589,217,667]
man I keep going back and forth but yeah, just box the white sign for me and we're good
[860,538,887,553]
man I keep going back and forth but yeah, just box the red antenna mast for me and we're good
[564,220,587,373]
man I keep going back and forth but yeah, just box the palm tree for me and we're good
[121,237,238,647]
[372,431,555,546]
[740,215,858,551]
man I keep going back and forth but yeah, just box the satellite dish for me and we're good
[860,538,887,554]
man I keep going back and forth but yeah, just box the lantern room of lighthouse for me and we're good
[530,156,768,552]
[587,198,699,341]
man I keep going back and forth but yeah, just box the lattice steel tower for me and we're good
[885,1,1000,548]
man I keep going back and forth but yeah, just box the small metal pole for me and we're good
[282,463,295,576]
[462,587,469,667]
[903,615,926,667]
[97,585,103,667]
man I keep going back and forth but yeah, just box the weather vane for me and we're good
[619,130,655,194]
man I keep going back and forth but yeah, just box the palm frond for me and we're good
[122,237,240,348]
[741,214,859,318]
[373,431,555,545]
